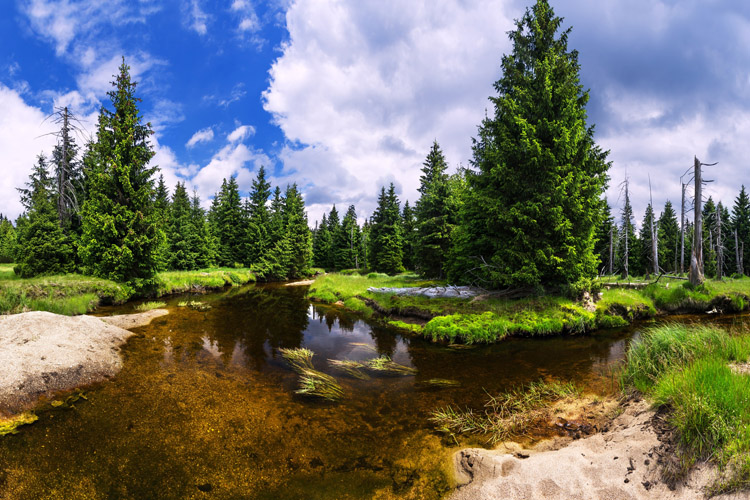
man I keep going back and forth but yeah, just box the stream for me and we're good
[2,283,745,500]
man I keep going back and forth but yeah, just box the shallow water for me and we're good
[0,284,711,499]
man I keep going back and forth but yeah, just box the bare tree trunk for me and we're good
[608,227,613,275]
[737,229,743,276]
[680,183,686,274]
[689,156,704,286]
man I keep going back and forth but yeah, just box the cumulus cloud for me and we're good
[264,0,520,224]
[227,124,255,143]
[186,127,215,148]
[0,85,57,220]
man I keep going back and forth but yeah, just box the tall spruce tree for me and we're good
[78,60,162,291]
[15,154,74,277]
[312,213,332,269]
[401,201,417,271]
[167,182,196,270]
[336,205,362,270]
[415,141,452,277]
[245,166,272,265]
[619,187,638,278]
[260,184,312,279]
[657,201,679,273]
[593,201,615,275]
[450,0,609,288]
[369,183,404,274]
[211,177,245,266]
[732,186,750,275]
[153,174,170,270]
[190,190,215,268]
[638,203,656,277]
[0,216,17,264]
[326,205,341,269]
[703,198,717,278]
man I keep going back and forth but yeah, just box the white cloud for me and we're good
[0,85,57,220]
[186,127,215,148]
[263,0,519,224]
[185,0,210,35]
[227,124,255,143]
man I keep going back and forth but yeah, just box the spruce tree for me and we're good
[327,204,341,269]
[657,201,679,273]
[369,184,404,274]
[619,189,637,278]
[312,213,332,269]
[167,182,196,270]
[638,204,656,277]
[267,186,285,247]
[415,141,452,277]
[261,184,312,279]
[451,0,609,287]
[245,166,272,265]
[153,174,170,271]
[15,154,74,277]
[0,216,17,264]
[401,201,416,271]
[78,60,162,291]
[212,177,244,266]
[593,201,615,275]
[190,190,216,268]
[732,186,750,275]
[336,205,362,270]
[703,198,717,278]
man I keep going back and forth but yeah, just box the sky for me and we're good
[2,0,750,228]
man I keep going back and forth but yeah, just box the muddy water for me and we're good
[0,284,664,499]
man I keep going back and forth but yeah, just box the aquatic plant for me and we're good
[176,300,211,311]
[295,369,345,401]
[279,347,315,373]
[365,356,417,376]
[429,379,579,444]
[0,412,39,436]
[417,378,461,388]
[328,359,370,380]
[135,301,166,311]
[348,342,378,353]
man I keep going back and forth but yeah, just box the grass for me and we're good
[156,267,256,295]
[177,300,211,311]
[429,380,579,444]
[279,348,344,401]
[307,272,442,303]
[0,264,130,315]
[620,323,750,493]
[328,359,370,380]
[387,320,423,334]
[365,356,417,376]
[135,301,166,311]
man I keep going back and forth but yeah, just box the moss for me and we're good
[343,297,374,317]
[0,412,39,436]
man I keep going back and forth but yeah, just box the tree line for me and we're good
[4,1,748,293]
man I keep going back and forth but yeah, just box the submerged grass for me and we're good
[620,323,750,494]
[328,359,370,380]
[365,356,417,376]
[0,412,39,436]
[279,348,344,401]
[135,301,166,312]
[430,380,579,444]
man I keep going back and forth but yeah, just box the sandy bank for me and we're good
[450,398,749,500]
[0,310,167,416]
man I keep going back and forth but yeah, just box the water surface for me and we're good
[0,284,667,499]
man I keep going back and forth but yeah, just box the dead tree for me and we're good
[620,177,632,280]
[687,156,718,286]
[736,228,744,275]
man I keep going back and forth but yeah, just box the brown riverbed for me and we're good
[2,283,743,499]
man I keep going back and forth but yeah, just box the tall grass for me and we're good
[156,268,256,295]
[620,323,750,493]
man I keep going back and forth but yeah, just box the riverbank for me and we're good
[0,309,168,427]
[0,263,257,315]
[447,323,750,498]
[308,272,750,343]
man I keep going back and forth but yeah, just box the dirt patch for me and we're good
[0,310,167,417]
[449,398,743,500]
[285,279,316,286]
[97,309,168,329]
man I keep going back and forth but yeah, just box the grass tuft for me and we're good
[135,301,166,312]
[328,359,370,380]
[365,356,417,376]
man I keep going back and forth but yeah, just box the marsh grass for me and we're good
[156,268,256,295]
[365,356,417,376]
[348,342,378,353]
[135,301,166,312]
[417,378,461,388]
[279,348,315,372]
[429,380,579,444]
[177,300,211,311]
[328,359,370,380]
[620,323,750,493]
[295,369,345,402]
[307,272,441,304]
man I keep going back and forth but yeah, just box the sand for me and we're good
[449,399,750,500]
[0,310,167,416]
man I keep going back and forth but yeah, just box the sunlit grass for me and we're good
[135,301,166,312]
[156,268,256,295]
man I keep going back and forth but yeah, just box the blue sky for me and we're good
[2,0,750,228]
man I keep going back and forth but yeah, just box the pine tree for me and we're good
[415,141,452,277]
[15,154,74,277]
[153,174,170,271]
[50,107,84,233]
[732,185,750,275]
[619,187,637,278]
[401,201,416,271]
[657,201,679,273]
[260,184,312,279]
[369,184,404,274]
[78,60,162,291]
[267,186,285,247]
[245,166,272,265]
[593,201,615,275]
[326,204,341,269]
[638,203,656,277]
[451,0,609,287]
[703,197,717,278]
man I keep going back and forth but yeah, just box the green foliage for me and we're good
[166,182,198,270]
[415,141,453,278]
[343,297,373,317]
[210,177,245,267]
[78,60,162,293]
[135,301,166,311]
[155,267,255,295]
[0,216,18,263]
[450,0,609,288]
[732,185,750,275]
[401,200,417,271]
[368,184,404,274]
[245,166,272,266]
[14,154,75,278]
[658,200,680,273]
[387,320,423,334]
[425,312,509,344]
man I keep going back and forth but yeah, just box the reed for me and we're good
[135,301,166,311]
[278,347,315,373]
[418,378,461,388]
[295,368,345,401]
